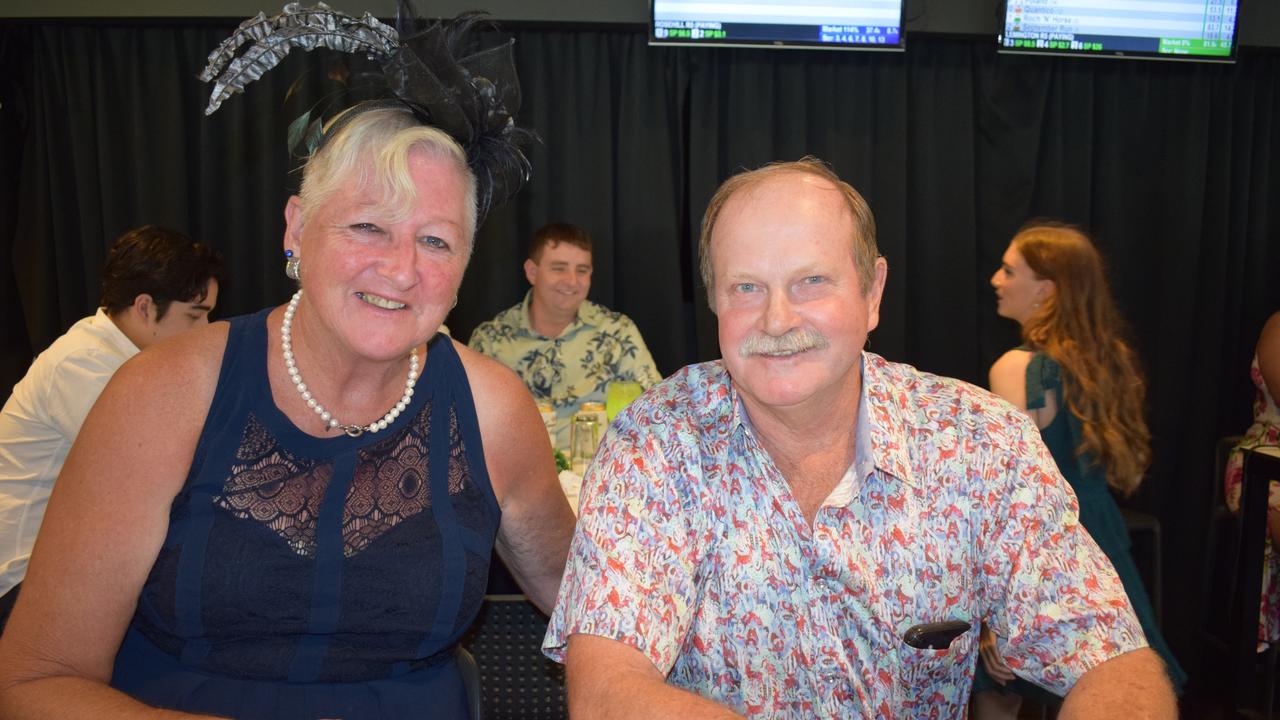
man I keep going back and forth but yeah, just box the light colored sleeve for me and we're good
[977,413,1147,696]
[617,317,663,388]
[467,322,494,356]
[42,349,125,441]
[543,400,701,673]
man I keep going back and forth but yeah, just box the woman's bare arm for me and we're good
[0,326,228,719]
[1257,311,1280,407]
[458,342,576,614]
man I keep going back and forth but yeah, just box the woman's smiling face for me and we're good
[283,147,472,364]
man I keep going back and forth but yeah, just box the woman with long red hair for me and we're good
[971,221,1186,718]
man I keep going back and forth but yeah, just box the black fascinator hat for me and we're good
[200,1,534,221]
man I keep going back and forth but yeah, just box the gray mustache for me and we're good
[739,328,830,357]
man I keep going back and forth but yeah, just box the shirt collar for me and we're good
[858,351,915,487]
[727,351,917,495]
[515,289,598,339]
[95,307,141,356]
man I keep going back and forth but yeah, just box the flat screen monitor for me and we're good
[650,0,906,51]
[999,0,1239,62]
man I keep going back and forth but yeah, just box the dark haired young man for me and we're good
[0,225,223,626]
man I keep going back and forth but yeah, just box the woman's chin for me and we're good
[343,334,425,364]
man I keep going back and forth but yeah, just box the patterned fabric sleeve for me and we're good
[467,321,496,357]
[616,317,663,388]
[977,412,1148,696]
[543,400,702,672]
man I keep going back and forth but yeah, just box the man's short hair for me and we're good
[529,222,593,262]
[100,225,224,321]
[698,157,879,306]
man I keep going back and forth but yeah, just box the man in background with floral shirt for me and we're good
[469,222,661,448]
[543,160,1175,719]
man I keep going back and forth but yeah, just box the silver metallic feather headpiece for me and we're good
[200,1,534,220]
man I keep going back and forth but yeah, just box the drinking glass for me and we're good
[569,413,600,476]
[606,381,643,422]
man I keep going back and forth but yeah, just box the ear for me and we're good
[523,258,537,286]
[131,293,156,324]
[864,257,889,332]
[283,195,305,256]
[1038,278,1057,301]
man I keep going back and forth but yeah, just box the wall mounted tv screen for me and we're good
[1000,0,1239,62]
[650,0,905,51]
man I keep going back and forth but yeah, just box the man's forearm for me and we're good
[565,634,742,720]
[568,665,742,720]
[1058,647,1176,720]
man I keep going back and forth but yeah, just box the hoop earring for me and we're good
[451,295,458,310]
[285,250,300,281]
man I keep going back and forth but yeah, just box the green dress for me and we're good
[974,352,1187,699]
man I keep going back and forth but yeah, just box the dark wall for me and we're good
[3,0,1280,48]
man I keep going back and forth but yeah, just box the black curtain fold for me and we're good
[902,43,982,381]
[2,20,1279,689]
[0,30,32,390]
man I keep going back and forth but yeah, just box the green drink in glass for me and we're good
[605,381,643,423]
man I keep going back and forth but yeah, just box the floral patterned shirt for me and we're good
[1225,354,1280,644]
[468,291,661,447]
[544,353,1146,718]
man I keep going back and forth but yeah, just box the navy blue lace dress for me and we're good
[110,309,499,719]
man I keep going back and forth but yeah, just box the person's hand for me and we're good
[979,624,1016,685]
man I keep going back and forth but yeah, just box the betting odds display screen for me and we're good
[1000,0,1239,61]
[650,0,906,50]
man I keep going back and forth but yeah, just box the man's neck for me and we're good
[527,298,578,339]
[744,385,860,461]
[106,309,148,351]
[739,376,863,524]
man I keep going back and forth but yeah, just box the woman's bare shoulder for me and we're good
[1256,311,1280,400]
[453,338,532,407]
[109,320,231,412]
[1259,311,1280,354]
[989,348,1034,380]
[989,348,1034,410]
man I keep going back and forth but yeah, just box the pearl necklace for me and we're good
[281,290,419,437]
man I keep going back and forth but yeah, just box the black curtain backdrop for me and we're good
[2,19,1279,693]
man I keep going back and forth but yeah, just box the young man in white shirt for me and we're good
[0,225,223,626]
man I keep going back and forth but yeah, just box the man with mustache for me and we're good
[543,159,1175,718]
